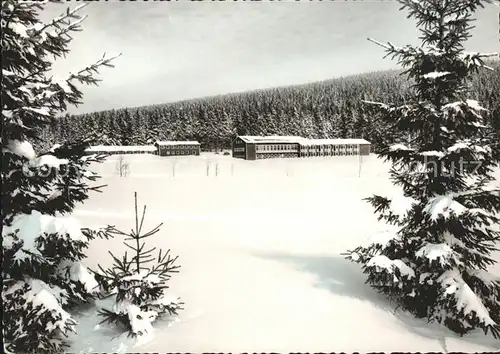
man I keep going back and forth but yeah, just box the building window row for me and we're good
[253,144,361,153]
[300,151,357,156]
[233,147,245,152]
[299,144,361,156]
[165,150,197,155]
[94,150,155,154]
[163,145,198,150]
[302,144,359,150]
[256,144,296,152]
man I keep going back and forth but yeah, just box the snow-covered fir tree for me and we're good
[95,192,183,337]
[345,0,500,339]
[2,1,119,353]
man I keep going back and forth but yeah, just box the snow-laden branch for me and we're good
[4,278,76,331]
[460,52,499,71]
[3,140,36,159]
[361,100,392,110]
[4,210,84,263]
[367,37,403,53]
[416,242,461,267]
[368,37,498,71]
[33,2,90,37]
[63,52,122,87]
[438,268,497,327]
[423,188,500,221]
[46,13,88,43]
[422,71,451,80]
[366,255,415,280]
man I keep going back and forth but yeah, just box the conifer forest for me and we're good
[42,61,500,155]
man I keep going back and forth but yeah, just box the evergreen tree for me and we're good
[115,109,131,145]
[313,109,329,138]
[344,0,500,338]
[95,192,183,337]
[58,114,72,142]
[186,108,202,143]
[1,1,119,353]
[352,108,367,139]
[147,108,162,142]
[84,113,100,141]
[132,109,148,145]
[107,111,120,145]
[264,109,281,136]
[299,112,316,138]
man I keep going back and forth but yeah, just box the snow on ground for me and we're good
[69,153,500,353]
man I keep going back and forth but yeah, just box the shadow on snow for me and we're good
[254,251,500,351]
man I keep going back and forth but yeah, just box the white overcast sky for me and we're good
[40,0,499,114]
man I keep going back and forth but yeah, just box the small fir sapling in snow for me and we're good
[95,192,183,337]
[344,0,500,339]
[1,0,120,353]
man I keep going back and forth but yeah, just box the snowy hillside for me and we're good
[69,153,500,353]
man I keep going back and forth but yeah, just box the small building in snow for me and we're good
[85,145,157,155]
[155,141,201,157]
[232,135,371,160]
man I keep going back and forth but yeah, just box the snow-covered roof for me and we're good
[237,136,303,144]
[237,135,370,146]
[299,138,371,146]
[155,141,200,146]
[85,145,157,152]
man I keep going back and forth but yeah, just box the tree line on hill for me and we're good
[40,59,500,154]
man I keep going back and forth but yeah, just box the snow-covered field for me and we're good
[70,153,500,353]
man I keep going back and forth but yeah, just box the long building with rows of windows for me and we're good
[84,141,201,156]
[232,135,371,160]
[154,141,201,156]
[84,145,158,155]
